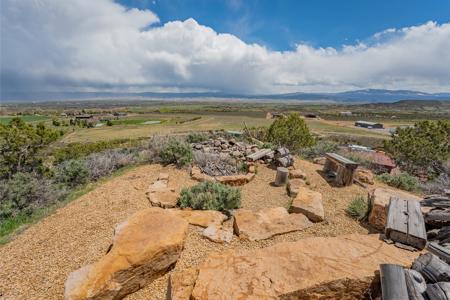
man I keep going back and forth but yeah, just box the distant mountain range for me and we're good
[2,89,450,103]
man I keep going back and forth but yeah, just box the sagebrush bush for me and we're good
[377,173,419,192]
[299,141,338,159]
[179,181,241,211]
[160,138,193,167]
[346,196,369,220]
[85,149,136,180]
[419,173,449,195]
[55,159,89,187]
[0,173,66,221]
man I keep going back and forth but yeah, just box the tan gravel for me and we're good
[0,160,371,300]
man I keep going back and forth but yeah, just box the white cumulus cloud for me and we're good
[1,0,450,94]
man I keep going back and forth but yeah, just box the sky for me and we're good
[1,0,450,96]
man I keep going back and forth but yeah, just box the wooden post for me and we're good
[380,264,409,300]
[274,167,289,186]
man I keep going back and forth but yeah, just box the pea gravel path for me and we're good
[0,160,370,300]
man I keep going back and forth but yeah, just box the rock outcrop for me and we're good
[368,187,421,230]
[187,234,418,300]
[233,207,312,241]
[190,166,214,182]
[64,208,188,300]
[291,187,324,222]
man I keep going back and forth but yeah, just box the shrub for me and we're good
[52,139,140,163]
[160,138,193,167]
[419,173,449,195]
[186,132,207,143]
[377,173,419,192]
[179,181,241,211]
[267,113,315,151]
[243,126,269,142]
[0,118,60,178]
[384,120,450,177]
[0,173,66,221]
[346,196,369,220]
[299,141,338,160]
[55,159,89,187]
[85,149,137,180]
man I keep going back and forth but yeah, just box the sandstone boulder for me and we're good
[216,173,254,186]
[291,187,324,222]
[233,207,312,241]
[356,168,374,185]
[172,209,227,228]
[189,234,418,300]
[287,179,306,197]
[368,187,421,231]
[202,223,233,243]
[65,208,188,300]
[168,268,199,300]
[289,169,307,180]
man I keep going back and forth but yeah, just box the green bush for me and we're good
[384,120,450,177]
[55,159,89,187]
[179,181,241,211]
[160,138,193,167]
[267,113,315,151]
[186,132,207,143]
[346,196,369,220]
[376,173,419,192]
[0,118,60,178]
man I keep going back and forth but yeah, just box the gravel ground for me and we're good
[0,160,371,300]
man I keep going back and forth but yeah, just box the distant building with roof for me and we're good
[354,120,383,129]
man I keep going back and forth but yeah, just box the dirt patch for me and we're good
[0,160,371,300]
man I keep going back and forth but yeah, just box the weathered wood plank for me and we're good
[412,253,450,283]
[380,264,409,300]
[246,149,273,161]
[325,153,358,166]
[425,282,450,300]
[427,242,450,264]
[386,197,427,250]
[404,269,426,300]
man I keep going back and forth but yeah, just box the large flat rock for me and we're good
[233,207,312,241]
[188,234,418,300]
[64,208,188,300]
[368,187,421,230]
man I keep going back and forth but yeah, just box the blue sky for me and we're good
[118,0,450,50]
[1,0,450,95]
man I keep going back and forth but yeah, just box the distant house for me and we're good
[340,111,352,116]
[113,112,127,117]
[304,113,318,118]
[75,114,93,120]
[266,112,286,119]
[370,151,396,173]
[355,121,383,129]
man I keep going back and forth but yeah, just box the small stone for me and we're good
[220,144,228,150]
[313,157,327,165]
[248,165,256,173]
[194,144,203,150]
[289,169,306,180]
[158,172,169,182]
[202,224,233,243]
